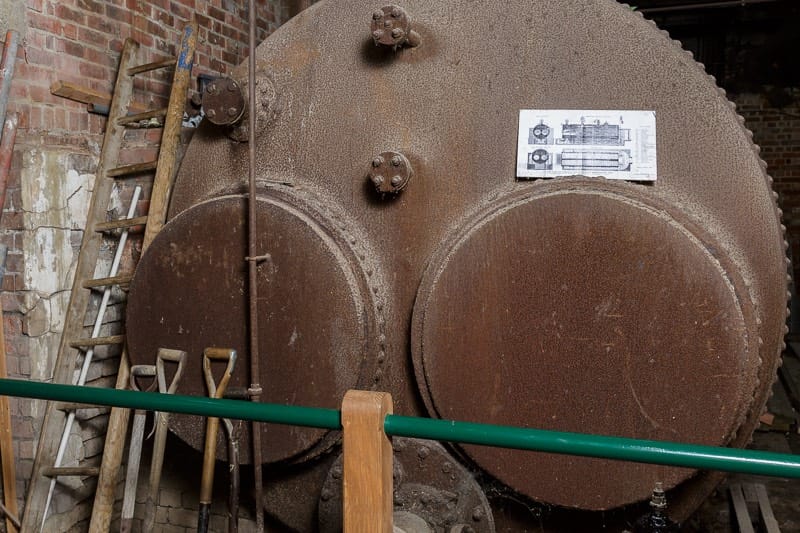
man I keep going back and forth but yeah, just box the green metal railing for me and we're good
[1,377,799,479]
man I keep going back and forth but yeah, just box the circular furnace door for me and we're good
[412,185,758,510]
[126,193,378,464]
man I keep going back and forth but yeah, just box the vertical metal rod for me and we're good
[247,0,265,531]
[0,30,20,132]
[0,114,18,211]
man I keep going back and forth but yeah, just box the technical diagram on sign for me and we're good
[516,110,657,181]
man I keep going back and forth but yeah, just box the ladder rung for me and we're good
[127,57,176,76]
[106,160,158,178]
[40,466,100,477]
[82,274,133,289]
[94,216,148,233]
[54,402,111,413]
[69,335,125,348]
[117,108,167,126]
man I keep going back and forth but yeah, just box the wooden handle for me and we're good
[156,348,187,394]
[129,365,156,392]
[156,347,186,363]
[202,348,236,399]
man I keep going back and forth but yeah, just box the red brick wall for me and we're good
[17,0,287,134]
[735,93,800,281]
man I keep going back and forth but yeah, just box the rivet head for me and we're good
[207,109,217,118]
[372,10,384,20]
[227,107,238,116]
[442,462,453,474]
[391,28,404,39]
[372,29,384,40]
[320,489,333,501]
[372,175,385,186]
[384,20,392,28]
[372,157,384,168]
[472,507,484,522]
[391,175,403,187]
[417,446,430,459]
[391,7,402,17]
[391,155,402,166]
[331,466,342,479]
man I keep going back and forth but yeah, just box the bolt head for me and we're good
[372,29,384,40]
[417,446,430,459]
[384,20,392,28]
[372,175,385,186]
[320,489,332,502]
[207,83,217,95]
[391,155,402,166]
[391,28,404,39]
[391,175,403,187]
[228,107,238,116]
[372,10,384,20]
[472,507,484,522]
[207,109,217,118]
[391,7,402,17]
[372,157,384,168]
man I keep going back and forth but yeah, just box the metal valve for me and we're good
[202,77,246,126]
[369,151,413,196]
[370,5,421,49]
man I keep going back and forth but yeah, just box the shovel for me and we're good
[197,348,236,533]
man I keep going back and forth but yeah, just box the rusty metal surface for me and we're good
[127,0,789,529]
[318,437,495,533]
[412,184,759,510]
[126,193,380,464]
[202,77,246,126]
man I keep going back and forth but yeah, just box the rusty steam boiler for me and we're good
[125,0,789,531]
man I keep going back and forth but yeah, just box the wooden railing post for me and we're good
[341,390,393,533]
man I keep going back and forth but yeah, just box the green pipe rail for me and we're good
[1,378,799,479]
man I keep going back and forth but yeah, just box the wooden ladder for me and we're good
[21,24,197,532]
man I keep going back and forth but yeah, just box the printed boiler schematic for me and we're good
[516,110,657,181]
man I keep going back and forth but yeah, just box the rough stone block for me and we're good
[159,487,182,508]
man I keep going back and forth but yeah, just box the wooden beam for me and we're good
[341,390,393,533]
[50,81,148,113]
[0,305,19,533]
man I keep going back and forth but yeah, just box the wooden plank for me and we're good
[127,57,175,76]
[341,390,393,533]
[40,466,100,477]
[142,23,198,249]
[50,80,148,113]
[82,273,133,289]
[106,160,158,177]
[730,484,756,533]
[0,307,19,533]
[94,215,148,233]
[69,334,125,348]
[755,484,781,533]
[89,23,198,533]
[117,108,167,126]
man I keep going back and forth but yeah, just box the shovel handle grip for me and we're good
[156,348,188,395]
[202,348,236,399]
[157,348,186,363]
